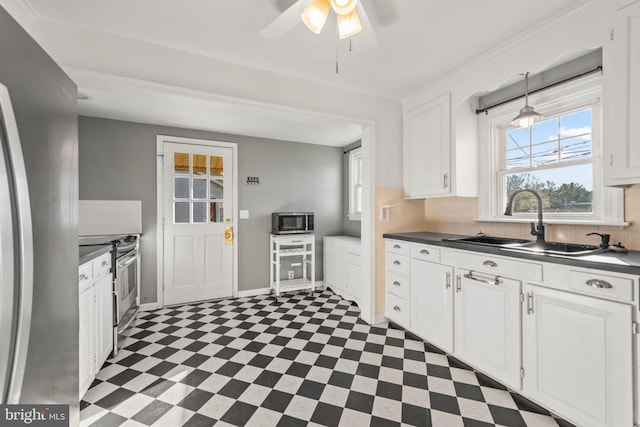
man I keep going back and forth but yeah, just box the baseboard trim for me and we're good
[372,315,388,325]
[139,302,159,312]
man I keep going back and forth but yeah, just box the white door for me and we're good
[411,259,453,354]
[163,141,234,305]
[523,284,633,427]
[454,270,521,390]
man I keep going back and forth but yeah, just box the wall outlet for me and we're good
[288,270,294,279]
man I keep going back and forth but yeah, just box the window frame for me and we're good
[477,74,625,225]
[348,147,363,221]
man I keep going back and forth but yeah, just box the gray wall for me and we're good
[78,116,345,304]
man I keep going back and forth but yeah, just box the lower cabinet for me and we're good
[523,284,633,427]
[454,270,522,390]
[79,253,113,399]
[323,236,361,304]
[410,259,453,354]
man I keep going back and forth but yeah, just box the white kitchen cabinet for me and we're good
[403,93,451,198]
[523,284,633,427]
[454,269,522,390]
[385,240,412,328]
[79,252,113,399]
[410,259,453,354]
[323,236,361,304]
[605,0,640,185]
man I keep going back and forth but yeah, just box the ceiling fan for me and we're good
[261,0,379,51]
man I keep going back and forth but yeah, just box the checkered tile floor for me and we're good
[80,289,574,427]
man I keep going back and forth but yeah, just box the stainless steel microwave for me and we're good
[271,212,314,234]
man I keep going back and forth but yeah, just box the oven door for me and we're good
[116,249,138,326]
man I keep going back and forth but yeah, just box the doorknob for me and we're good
[225,226,233,245]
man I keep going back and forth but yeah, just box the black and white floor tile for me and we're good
[80,289,574,427]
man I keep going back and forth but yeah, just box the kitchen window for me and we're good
[477,74,624,225]
[349,147,363,220]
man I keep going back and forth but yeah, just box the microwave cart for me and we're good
[270,234,315,299]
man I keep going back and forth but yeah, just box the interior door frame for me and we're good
[156,135,238,308]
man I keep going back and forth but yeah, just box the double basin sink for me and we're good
[444,235,603,257]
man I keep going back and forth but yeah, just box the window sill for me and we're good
[348,214,362,221]
[476,217,629,227]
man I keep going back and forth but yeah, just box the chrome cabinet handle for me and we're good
[443,173,449,188]
[585,279,613,289]
[393,260,401,266]
[464,271,501,286]
[101,260,109,267]
[446,272,451,289]
[456,275,462,292]
[393,306,401,312]
[79,273,89,281]
[393,244,401,249]
[420,249,429,255]
[483,260,498,268]
[527,292,534,314]
[393,281,401,287]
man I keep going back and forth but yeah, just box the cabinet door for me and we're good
[523,285,632,427]
[95,275,114,371]
[607,1,640,183]
[403,93,451,198]
[79,287,94,399]
[411,260,453,353]
[324,238,347,291]
[454,270,521,390]
[346,254,361,300]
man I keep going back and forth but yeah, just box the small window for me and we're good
[349,147,362,221]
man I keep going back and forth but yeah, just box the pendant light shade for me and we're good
[511,72,543,128]
[337,10,362,39]
[330,0,358,15]
[301,0,331,34]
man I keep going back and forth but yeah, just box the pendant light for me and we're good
[511,72,543,128]
[301,0,331,34]
[337,10,362,39]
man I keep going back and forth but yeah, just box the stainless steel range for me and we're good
[80,234,140,356]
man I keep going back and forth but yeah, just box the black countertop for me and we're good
[79,244,112,265]
[383,231,640,276]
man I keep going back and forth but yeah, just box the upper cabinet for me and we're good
[402,92,478,199]
[605,0,640,185]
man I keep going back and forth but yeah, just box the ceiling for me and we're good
[9,0,587,146]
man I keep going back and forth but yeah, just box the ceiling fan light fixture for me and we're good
[330,0,358,15]
[301,0,331,34]
[511,72,543,128]
[337,10,362,39]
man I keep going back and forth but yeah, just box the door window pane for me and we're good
[174,177,189,199]
[193,154,207,175]
[210,156,224,176]
[193,202,207,223]
[193,178,207,199]
[175,202,190,223]
[174,152,189,174]
[210,202,223,223]
[210,179,224,199]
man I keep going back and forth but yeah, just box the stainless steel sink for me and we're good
[444,236,603,256]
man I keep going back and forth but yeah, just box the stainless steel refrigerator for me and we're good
[0,5,79,425]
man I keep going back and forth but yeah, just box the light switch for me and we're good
[240,210,249,219]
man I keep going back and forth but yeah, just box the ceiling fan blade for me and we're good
[261,0,310,39]
[352,2,378,51]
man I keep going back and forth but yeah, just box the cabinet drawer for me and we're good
[386,292,410,328]
[569,269,633,302]
[347,253,361,266]
[79,262,93,293]
[411,243,440,262]
[347,243,361,255]
[386,272,410,299]
[443,250,542,282]
[386,253,410,276]
[385,239,411,256]
[92,253,112,281]
[277,236,313,245]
